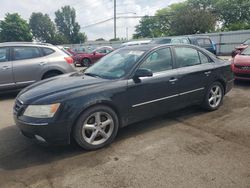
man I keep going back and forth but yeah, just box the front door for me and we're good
[0,47,15,90]
[126,47,180,123]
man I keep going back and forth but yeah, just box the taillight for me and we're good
[64,57,73,64]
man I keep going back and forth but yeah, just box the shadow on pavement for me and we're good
[234,80,250,88]
[0,106,204,171]
[0,91,19,100]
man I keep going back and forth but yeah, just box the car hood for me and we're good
[18,72,110,104]
[235,44,248,50]
[234,54,250,66]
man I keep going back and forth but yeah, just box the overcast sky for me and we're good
[0,0,183,40]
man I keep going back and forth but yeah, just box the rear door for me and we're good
[174,46,215,106]
[11,46,46,88]
[197,38,214,53]
[0,47,15,90]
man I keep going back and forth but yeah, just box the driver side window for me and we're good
[140,48,173,73]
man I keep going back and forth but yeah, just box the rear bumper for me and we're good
[225,79,234,94]
[14,116,72,145]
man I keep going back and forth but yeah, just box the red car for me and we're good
[231,46,250,80]
[231,38,250,57]
[73,46,113,67]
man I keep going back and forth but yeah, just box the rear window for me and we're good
[197,38,212,46]
[42,47,55,56]
[0,48,8,62]
[13,47,41,61]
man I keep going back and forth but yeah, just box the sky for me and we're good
[0,0,183,40]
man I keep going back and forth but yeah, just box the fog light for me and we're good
[35,135,46,143]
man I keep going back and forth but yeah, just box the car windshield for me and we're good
[241,46,250,55]
[151,38,171,44]
[84,49,145,79]
[243,39,250,45]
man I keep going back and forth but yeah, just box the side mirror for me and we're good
[134,68,153,78]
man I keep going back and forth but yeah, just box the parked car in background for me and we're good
[73,46,113,67]
[121,40,151,47]
[151,36,216,54]
[231,38,250,57]
[0,42,75,93]
[231,46,250,80]
[14,44,233,150]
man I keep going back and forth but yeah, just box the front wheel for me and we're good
[81,58,91,67]
[73,105,119,150]
[202,82,224,111]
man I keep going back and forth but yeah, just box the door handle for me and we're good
[2,66,11,70]
[204,71,211,76]
[39,62,47,66]
[169,78,178,83]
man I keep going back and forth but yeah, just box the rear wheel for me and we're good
[202,82,224,111]
[73,105,119,150]
[81,58,91,67]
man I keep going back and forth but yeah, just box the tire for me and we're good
[73,105,119,150]
[202,82,224,111]
[81,58,91,67]
[42,72,61,79]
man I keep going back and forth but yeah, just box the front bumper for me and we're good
[232,67,250,81]
[14,116,72,145]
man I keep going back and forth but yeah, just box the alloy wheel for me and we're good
[208,85,222,108]
[81,111,114,145]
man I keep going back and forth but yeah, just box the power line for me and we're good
[81,14,174,29]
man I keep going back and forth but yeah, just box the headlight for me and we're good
[23,103,60,118]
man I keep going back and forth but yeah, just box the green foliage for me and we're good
[214,0,250,31]
[29,12,56,44]
[55,6,87,44]
[134,0,250,37]
[0,13,32,42]
[96,38,105,41]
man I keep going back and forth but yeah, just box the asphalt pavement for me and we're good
[0,81,250,188]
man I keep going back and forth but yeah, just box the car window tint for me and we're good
[197,39,204,46]
[0,48,8,62]
[171,38,182,44]
[140,48,173,73]
[198,51,211,64]
[13,47,41,61]
[43,48,55,56]
[204,39,212,45]
[96,49,106,53]
[182,38,190,44]
[175,47,200,67]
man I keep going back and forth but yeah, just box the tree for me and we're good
[133,16,159,39]
[214,0,250,31]
[0,13,32,42]
[29,12,56,43]
[55,6,87,44]
[96,38,105,41]
[168,2,216,35]
[133,1,217,38]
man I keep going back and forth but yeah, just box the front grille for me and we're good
[235,64,250,70]
[13,99,24,115]
[235,73,250,78]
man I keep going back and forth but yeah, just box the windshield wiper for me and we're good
[84,72,102,78]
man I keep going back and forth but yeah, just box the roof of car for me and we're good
[121,43,199,51]
[0,42,54,47]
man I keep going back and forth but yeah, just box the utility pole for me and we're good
[126,27,128,41]
[114,0,116,39]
